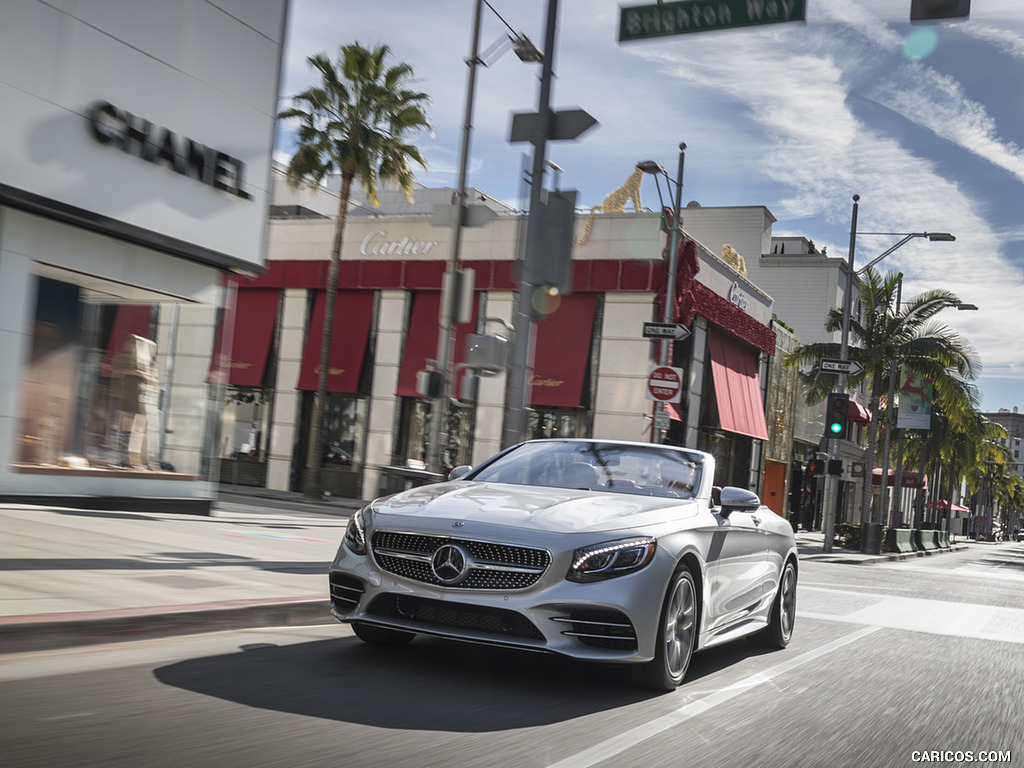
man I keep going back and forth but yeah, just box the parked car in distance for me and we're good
[329,438,798,691]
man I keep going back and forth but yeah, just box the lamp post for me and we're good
[638,144,686,443]
[822,194,955,553]
[427,0,541,472]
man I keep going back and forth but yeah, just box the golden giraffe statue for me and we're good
[574,165,645,246]
[720,244,747,275]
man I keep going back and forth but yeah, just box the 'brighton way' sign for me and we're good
[619,0,806,42]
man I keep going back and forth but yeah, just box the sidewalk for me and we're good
[0,489,982,655]
[795,529,973,564]
[0,487,366,654]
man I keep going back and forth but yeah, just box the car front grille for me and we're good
[329,572,365,613]
[365,594,546,642]
[550,608,638,651]
[370,530,550,590]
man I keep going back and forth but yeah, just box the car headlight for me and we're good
[566,537,657,582]
[343,507,367,555]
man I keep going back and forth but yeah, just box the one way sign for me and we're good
[820,358,864,376]
[642,322,691,340]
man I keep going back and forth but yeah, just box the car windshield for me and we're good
[466,441,704,499]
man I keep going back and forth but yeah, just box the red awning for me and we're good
[872,468,923,488]
[708,329,769,440]
[925,500,970,512]
[209,289,280,386]
[297,290,375,393]
[531,294,597,407]
[101,304,153,377]
[848,400,872,423]
[396,291,481,397]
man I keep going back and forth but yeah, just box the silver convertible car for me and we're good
[329,439,798,691]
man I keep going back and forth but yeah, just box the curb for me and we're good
[0,596,332,655]
[796,541,971,565]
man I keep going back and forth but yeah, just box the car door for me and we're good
[706,508,770,632]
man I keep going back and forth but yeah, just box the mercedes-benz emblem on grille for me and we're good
[431,543,470,585]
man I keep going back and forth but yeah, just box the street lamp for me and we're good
[822,195,956,553]
[428,0,539,473]
[638,144,686,443]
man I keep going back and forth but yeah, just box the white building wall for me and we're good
[266,288,306,492]
[365,290,406,496]
[593,293,657,440]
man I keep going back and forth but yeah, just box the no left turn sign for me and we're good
[646,365,683,403]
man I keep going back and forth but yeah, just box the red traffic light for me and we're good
[807,459,826,475]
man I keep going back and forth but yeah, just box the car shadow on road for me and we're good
[153,634,773,731]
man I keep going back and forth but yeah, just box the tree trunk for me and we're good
[303,173,354,499]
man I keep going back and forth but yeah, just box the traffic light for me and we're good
[911,0,970,21]
[825,392,850,440]
[807,458,826,476]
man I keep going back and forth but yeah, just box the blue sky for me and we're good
[278,0,1024,413]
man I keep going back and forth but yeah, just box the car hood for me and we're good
[370,481,700,533]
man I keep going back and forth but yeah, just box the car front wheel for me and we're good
[637,564,697,692]
[756,559,797,648]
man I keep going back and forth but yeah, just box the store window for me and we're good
[395,397,475,472]
[16,270,219,478]
[528,408,588,440]
[211,287,280,487]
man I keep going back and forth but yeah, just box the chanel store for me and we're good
[0,0,288,510]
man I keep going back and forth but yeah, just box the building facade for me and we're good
[1,0,288,510]
[215,175,779,501]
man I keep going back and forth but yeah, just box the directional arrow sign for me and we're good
[820,358,864,376]
[509,109,599,143]
[643,322,691,340]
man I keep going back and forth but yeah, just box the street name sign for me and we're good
[642,322,691,340]
[619,0,807,42]
[646,365,684,403]
[820,358,864,376]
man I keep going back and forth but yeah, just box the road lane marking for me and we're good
[546,626,882,768]
[798,586,1024,644]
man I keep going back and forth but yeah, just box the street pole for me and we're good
[503,0,559,449]
[426,0,484,474]
[655,143,686,444]
[823,194,859,553]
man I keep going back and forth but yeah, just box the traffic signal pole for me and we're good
[822,196,860,553]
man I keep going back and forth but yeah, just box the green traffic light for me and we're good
[830,422,842,433]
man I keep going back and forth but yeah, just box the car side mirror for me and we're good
[448,465,473,481]
[718,486,761,519]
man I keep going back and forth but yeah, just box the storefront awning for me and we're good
[396,291,480,397]
[297,290,374,393]
[531,294,597,408]
[101,304,153,377]
[848,400,872,423]
[708,329,769,441]
[925,500,970,512]
[209,289,280,387]
[872,468,923,488]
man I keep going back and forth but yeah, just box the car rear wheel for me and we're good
[755,559,796,648]
[352,621,416,647]
[637,565,697,692]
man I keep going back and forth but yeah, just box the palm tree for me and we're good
[279,43,430,498]
[786,267,980,533]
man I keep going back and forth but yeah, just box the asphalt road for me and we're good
[2,545,1022,768]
